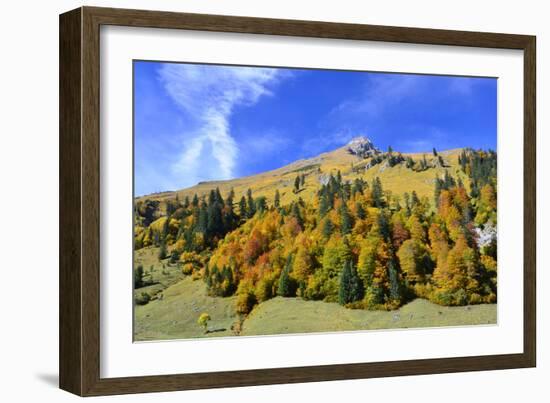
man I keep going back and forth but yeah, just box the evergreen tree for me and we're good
[158,241,167,261]
[169,249,179,264]
[278,256,293,297]
[206,201,223,238]
[294,175,300,193]
[192,194,199,207]
[274,189,280,209]
[343,181,352,201]
[215,187,224,205]
[183,196,190,209]
[239,196,247,219]
[410,191,420,210]
[433,147,438,156]
[434,177,443,208]
[134,265,144,288]
[300,174,306,187]
[291,202,304,228]
[246,189,256,218]
[224,191,235,230]
[255,196,268,215]
[356,202,366,220]
[352,178,364,196]
[388,257,402,302]
[319,189,331,217]
[371,177,384,208]
[197,202,208,233]
[340,202,353,235]
[403,192,411,215]
[161,215,170,240]
[322,218,334,238]
[339,260,363,305]
[336,170,342,185]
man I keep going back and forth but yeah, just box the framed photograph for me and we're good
[59,6,536,396]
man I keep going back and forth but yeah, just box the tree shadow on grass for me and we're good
[205,328,226,334]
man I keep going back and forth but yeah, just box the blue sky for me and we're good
[134,61,497,196]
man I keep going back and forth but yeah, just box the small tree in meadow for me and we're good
[197,313,211,334]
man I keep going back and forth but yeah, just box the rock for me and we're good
[474,222,497,249]
[346,136,381,158]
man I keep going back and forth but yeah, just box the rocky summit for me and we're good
[346,136,381,158]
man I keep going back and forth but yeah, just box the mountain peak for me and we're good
[346,136,381,158]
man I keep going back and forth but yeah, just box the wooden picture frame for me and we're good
[59,6,536,396]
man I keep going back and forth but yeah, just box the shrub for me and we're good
[182,263,194,275]
[135,292,150,305]
[255,277,275,302]
[236,291,257,315]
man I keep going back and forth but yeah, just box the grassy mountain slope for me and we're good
[138,142,469,208]
[134,272,496,341]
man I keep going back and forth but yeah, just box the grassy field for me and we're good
[241,297,496,336]
[134,274,496,341]
[133,246,186,303]
[134,276,239,341]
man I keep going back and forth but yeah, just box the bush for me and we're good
[236,292,257,315]
[135,292,151,305]
[364,286,384,310]
[255,277,275,302]
[182,263,194,275]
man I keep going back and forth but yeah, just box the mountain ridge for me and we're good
[137,137,469,208]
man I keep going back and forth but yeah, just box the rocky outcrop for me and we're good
[346,136,381,158]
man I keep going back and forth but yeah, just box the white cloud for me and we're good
[158,63,283,187]
[329,74,421,119]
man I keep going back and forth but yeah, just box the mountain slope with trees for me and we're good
[134,139,497,322]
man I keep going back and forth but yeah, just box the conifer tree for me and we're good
[239,196,247,219]
[388,257,402,302]
[336,170,342,185]
[278,256,293,297]
[291,202,304,228]
[434,177,443,208]
[319,189,330,217]
[322,218,334,238]
[255,196,267,215]
[294,175,300,193]
[274,189,280,209]
[371,177,384,208]
[340,202,353,235]
[134,265,144,288]
[197,203,208,234]
[158,241,167,261]
[356,202,366,220]
[410,190,420,210]
[246,189,256,218]
[339,260,363,305]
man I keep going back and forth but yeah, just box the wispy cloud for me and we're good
[328,74,422,120]
[158,64,284,187]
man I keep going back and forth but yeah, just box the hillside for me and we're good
[134,271,496,341]
[133,138,497,340]
[137,137,469,208]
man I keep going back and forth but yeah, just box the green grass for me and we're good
[134,274,496,341]
[134,276,238,341]
[133,246,186,302]
[241,297,496,336]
